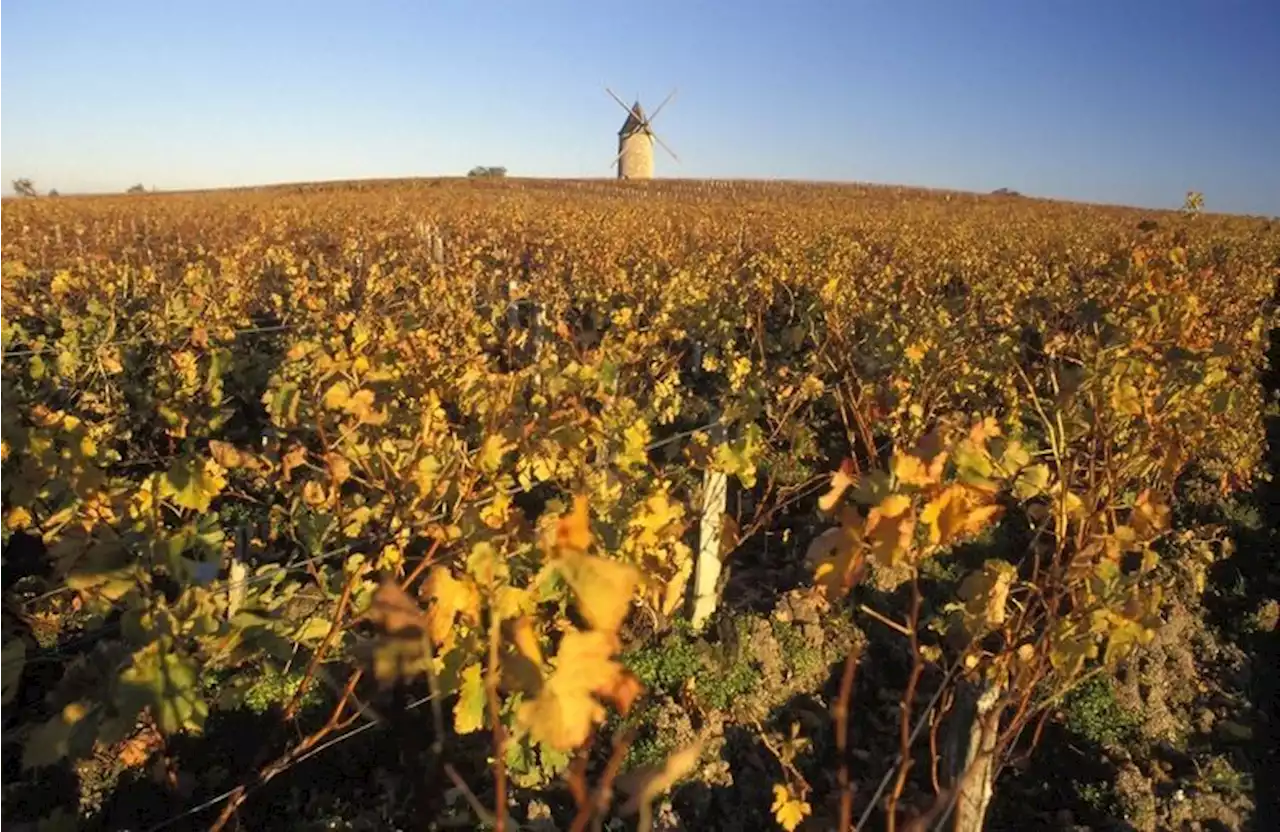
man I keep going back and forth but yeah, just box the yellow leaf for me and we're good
[619,418,651,472]
[494,586,533,620]
[958,560,1016,635]
[817,466,856,513]
[806,523,865,601]
[208,440,263,472]
[6,506,33,531]
[660,555,694,617]
[325,452,352,485]
[628,490,685,547]
[413,455,442,497]
[453,663,486,734]
[322,380,351,410]
[302,480,328,507]
[865,493,916,567]
[281,444,308,482]
[376,544,403,571]
[893,452,941,488]
[771,783,811,831]
[921,484,1002,548]
[423,566,481,648]
[163,458,227,513]
[558,553,639,634]
[1130,489,1170,540]
[480,489,512,529]
[516,628,639,751]
[479,434,511,474]
[343,389,384,424]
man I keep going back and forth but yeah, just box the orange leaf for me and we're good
[556,495,593,554]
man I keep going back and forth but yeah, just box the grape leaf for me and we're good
[771,783,812,831]
[453,663,487,734]
[557,553,639,634]
[516,628,639,751]
[163,457,227,513]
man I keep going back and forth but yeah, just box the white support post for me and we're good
[691,407,727,632]
[226,558,247,621]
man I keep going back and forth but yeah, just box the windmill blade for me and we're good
[647,88,678,124]
[607,146,628,170]
[652,131,681,163]
[605,87,634,115]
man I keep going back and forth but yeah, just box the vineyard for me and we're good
[2,178,1277,831]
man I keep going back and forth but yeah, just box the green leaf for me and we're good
[1013,464,1052,501]
[295,616,333,644]
[265,382,301,427]
[118,646,208,736]
[952,440,993,483]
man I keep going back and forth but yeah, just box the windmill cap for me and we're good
[619,102,649,135]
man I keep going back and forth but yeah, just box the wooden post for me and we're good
[504,278,543,367]
[942,678,1004,832]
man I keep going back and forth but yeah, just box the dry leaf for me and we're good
[208,440,262,472]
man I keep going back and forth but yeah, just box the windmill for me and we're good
[606,88,679,180]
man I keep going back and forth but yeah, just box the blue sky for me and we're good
[3,1,1278,214]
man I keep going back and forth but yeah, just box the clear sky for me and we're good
[3,1,1278,215]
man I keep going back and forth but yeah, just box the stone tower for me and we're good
[606,88,678,180]
[617,102,655,180]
